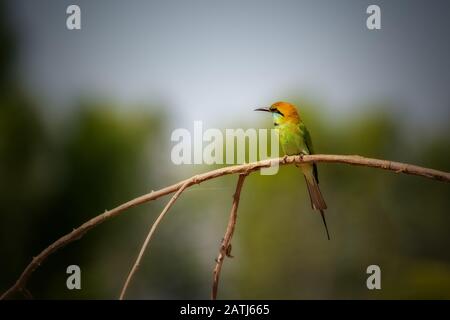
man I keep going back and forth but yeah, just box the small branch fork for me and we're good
[119,181,189,300]
[212,173,248,300]
[1,154,449,299]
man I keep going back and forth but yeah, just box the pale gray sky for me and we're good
[7,0,450,127]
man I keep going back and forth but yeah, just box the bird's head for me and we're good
[254,101,300,126]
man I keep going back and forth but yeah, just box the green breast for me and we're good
[278,122,309,156]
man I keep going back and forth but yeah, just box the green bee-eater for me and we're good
[255,101,330,240]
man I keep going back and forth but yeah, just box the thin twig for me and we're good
[212,173,248,300]
[1,154,449,299]
[119,181,189,300]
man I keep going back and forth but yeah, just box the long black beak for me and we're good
[254,107,271,112]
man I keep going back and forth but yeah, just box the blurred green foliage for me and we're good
[0,3,449,299]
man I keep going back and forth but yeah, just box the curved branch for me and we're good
[1,154,449,299]
[212,173,248,300]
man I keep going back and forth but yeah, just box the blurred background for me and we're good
[0,0,449,299]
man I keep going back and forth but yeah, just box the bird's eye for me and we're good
[269,107,284,116]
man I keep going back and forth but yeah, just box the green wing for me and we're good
[301,123,319,183]
[303,125,314,154]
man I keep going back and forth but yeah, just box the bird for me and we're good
[255,101,330,240]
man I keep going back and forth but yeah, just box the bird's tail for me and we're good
[318,209,330,241]
[303,169,330,240]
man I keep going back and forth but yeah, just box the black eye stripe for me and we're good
[269,108,284,116]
